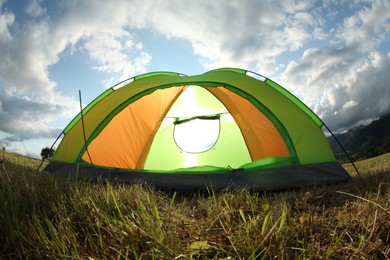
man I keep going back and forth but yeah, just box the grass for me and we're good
[0,150,389,259]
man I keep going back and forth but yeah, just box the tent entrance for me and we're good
[145,86,252,170]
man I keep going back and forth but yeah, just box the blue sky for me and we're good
[0,0,390,158]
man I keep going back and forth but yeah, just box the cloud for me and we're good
[25,0,46,18]
[0,2,13,41]
[0,0,151,145]
[50,0,152,78]
[336,0,390,52]
[280,47,390,131]
[275,1,390,131]
[0,139,10,148]
[0,0,389,153]
[320,51,390,131]
[129,0,389,133]
[0,92,68,141]
[82,32,151,87]
[0,3,81,142]
[1,1,151,96]
[125,1,322,72]
[279,47,390,131]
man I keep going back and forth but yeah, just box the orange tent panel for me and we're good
[82,87,185,169]
[207,87,290,160]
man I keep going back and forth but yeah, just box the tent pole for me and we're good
[323,124,360,177]
[79,90,96,173]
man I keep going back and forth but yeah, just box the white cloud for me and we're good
[121,0,334,73]
[274,1,390,132]
[280,47,390,131]
[279,0,314,13]
[0,0,389,152]
[82,32,151,86]
[0,1,14,41]
[313,27,328,40]
[0,0,151,146]
[0,19,62,97]
[337,0,390,52]
[25,0,46,17]
[0,139,10,148]
[320,51,390,131]
[0,92,68,142]
[0,0,153,98]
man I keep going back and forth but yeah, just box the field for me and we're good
[0,150,389,259]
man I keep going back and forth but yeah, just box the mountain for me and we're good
[327,112,390,162]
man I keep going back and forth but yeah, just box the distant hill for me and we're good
[327,112,390,162]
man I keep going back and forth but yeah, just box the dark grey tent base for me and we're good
[45,162,351,191]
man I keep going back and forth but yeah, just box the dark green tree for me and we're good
[41,147,55,160]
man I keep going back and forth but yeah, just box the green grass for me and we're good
[1,150,389,259]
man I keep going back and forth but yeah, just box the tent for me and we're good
[45,68,351,190]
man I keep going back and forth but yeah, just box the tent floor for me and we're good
[45,162,351,191]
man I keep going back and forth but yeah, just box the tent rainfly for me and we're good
[45,68,351,190]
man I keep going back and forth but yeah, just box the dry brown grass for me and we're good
[0,150,389,259]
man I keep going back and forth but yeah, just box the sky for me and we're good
[0,0,389,158]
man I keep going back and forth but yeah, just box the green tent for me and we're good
[45,68,351,190]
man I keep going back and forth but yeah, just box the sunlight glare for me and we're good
[174,118,220,153]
